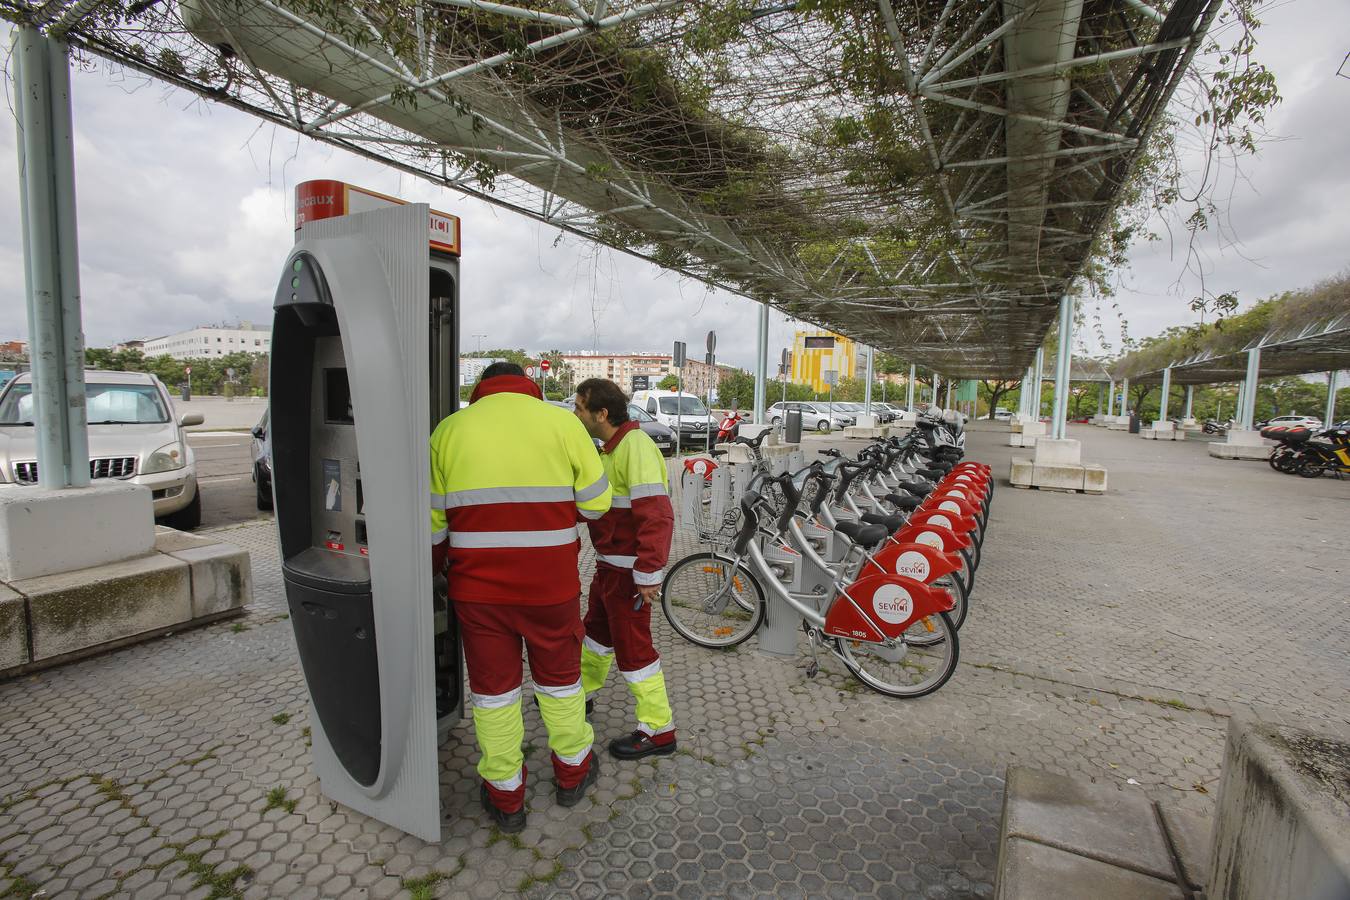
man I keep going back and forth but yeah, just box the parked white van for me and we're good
[630,390,714,437]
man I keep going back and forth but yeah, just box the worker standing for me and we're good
[572,378,677,759]
[430,362,611,833]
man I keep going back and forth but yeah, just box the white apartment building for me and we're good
[141,323,271,360]
[459,357,505,387]
[561,352,673,391]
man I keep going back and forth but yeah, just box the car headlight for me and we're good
[143,441,186,474]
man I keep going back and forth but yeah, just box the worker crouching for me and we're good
[572,378,677,759]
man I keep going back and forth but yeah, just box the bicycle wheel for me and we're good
[661,552,765,649]
[836,611,959,698]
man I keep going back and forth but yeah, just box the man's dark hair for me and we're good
[576,378,630,426]
[480,361,525,380]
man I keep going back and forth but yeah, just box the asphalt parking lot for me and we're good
[187,432,270,530]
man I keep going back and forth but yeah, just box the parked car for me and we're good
[1256,415,1323,430]
[547,399,676,455]
[0,370,204,529]
[250,409,272,510]
[993,407,1013,421]
[630,390,714,437]
[766,400,854,432]
[837,401,895,424]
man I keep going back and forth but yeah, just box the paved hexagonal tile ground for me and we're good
[1,423,1345,898]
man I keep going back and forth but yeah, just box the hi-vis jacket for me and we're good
[430,375,611,604]
[586,421,674,586]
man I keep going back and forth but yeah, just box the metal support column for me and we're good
[943,380,952,409]
[1031,348,1045,418]
[1158,366,1172,422]
[1107,379,1116,416]
[1020,366,1034,418]
[1096,384,1104,415]
[906,364,916,409]
[1121,377,1130,414]
[1184,385,1194,420]
[14,27,88,488]
[862,346,873,416]
[932,373,940,408]
[1239,347,1261,429]
[753,301,768,424]
[1050,295,1074,440]
[1325,371,1339,427]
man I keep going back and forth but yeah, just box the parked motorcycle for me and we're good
[717,408,745,443]
[1202,419,1233,436]
[1294,428,1350,478]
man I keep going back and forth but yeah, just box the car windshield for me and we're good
[1,382,169,425]
[628,404,654,422]
[659,397,707,416]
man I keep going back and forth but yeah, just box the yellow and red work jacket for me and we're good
[585,421,674,586]
[430,375,611,604]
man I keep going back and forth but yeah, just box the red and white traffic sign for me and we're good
[184,366,192,374]
[525,365,536,377]
[540,359,551,373]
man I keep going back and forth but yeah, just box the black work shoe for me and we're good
[479,783,526,834]
[555,754,600,808]
[609,730,677,761]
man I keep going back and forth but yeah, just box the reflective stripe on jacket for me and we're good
[586,421,674,586]
[431,375,611,604]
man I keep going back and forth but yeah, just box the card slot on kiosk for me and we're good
[270,181,462,841]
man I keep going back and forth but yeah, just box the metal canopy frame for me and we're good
[5,0,1220,378]
[1125,317,1350,385]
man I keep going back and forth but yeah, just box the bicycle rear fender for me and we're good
[824,574,954,643]
[865,542,960,583]
[684,457,719,481]
[895,522,969,552]
[909,508,978,534]
[924,494,981,520]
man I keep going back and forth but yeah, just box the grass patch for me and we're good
[401,859,465,900]
[301,727,312,748]
[486,827,525,850]
[516,860,563,892]
[263,787,296,815]
[229,622,249,634]
[271,712,291,726]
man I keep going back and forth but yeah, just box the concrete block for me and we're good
[17,552,191,662]
[1157,805,1210,892]
[162,542,252,619]
[843,426,884,439]
[996,836,1184,900]
[1082,465,1108,494]
[895,411,917,427]
[1033,438,1081,466]
[1208,442,1270,460]
[737,424,772,441]
[854,414,878,428]
[0,584,28,668]
[1224,428,1268,447]
[0,482,156,582]
[1009,456,1035,488]
[1140,427,1158,440]
[1208,714,1350,900]
[153,525,215,554]
[1002,767,1175,881]
[1032,464,1088,490]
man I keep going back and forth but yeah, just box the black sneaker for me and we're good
[479,783,526,834]
[555,754,600,808]
[609,730,677,761]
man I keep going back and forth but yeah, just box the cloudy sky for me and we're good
[1,1,1346,372]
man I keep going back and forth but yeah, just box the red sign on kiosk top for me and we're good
[295,179,461,257]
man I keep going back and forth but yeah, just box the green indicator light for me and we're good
[291,276,300,289]
[293,259,303,273]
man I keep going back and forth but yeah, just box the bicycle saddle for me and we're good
[710,448,728,458]
[884,492,922,511]
[861,512,905,532]
[834,521,889,549]
[898,479,933,495]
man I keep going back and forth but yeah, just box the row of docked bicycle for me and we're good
[1261,424,1350,478]
[658,424,990,699]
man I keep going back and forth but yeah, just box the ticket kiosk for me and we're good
[270,181,461,840]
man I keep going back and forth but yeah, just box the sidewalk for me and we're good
[0,424,1345,898]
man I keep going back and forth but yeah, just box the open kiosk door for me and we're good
[270,186,461,842]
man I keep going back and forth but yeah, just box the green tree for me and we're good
[978,379,1019,419]
[657,374,679,390]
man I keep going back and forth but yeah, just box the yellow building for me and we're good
[790,331,856,392]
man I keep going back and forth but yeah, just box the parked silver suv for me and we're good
[0,370,204,529]
[766,400,854,432]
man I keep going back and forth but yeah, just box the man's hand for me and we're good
[634,584,660,609]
